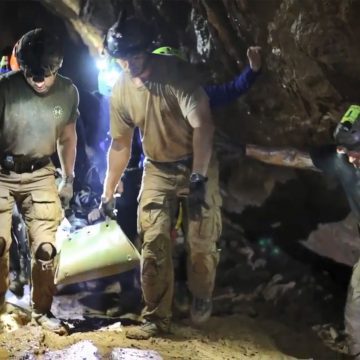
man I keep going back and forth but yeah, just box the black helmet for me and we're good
[15,28,63,82]
[334,105,360,150]
[104,11,153,58]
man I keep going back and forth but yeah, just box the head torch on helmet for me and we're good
[341,105,360,125]
[334,105,360,150]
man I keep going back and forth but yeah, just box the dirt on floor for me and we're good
[0,312,343,359]
[0,283,349,360]
[0,221,352,359]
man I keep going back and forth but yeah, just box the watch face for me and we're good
[190,173,203,182]
[189,173,196,181]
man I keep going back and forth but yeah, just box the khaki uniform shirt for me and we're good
[0,71,79,158]
[110,55,208,162]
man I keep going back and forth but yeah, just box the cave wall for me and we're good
[1,0,357,142]
[0,1,98,90]
[2,0,360,265]
[29,0,360,145]
[33,0,360,145]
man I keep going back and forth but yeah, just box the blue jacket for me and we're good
[205,65,260,108]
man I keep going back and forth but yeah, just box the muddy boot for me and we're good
[32,311,68,335]
[125,321,169,340]
[190,297,212,325]
[173,282,190,315]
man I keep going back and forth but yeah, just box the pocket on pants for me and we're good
[139,196,166,232]
[31,191,62,221]
[191,205,222,242]
[198,207,215,238]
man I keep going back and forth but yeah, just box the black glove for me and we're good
[188,173,209,221]
[99,196,117,220]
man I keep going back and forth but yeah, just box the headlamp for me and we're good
[97,57,121,97]
[341,105,360,125]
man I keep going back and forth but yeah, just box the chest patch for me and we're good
[53,105,63,120]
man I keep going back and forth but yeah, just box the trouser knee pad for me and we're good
[142,258,159,286]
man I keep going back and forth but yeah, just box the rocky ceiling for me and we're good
[37,0,360,145]
[3,0,359,145]
[1,0,359,266]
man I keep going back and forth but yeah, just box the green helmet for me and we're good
[333,105,360,150]
[152,46,187,61]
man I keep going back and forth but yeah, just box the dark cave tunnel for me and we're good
[0,0,359,358]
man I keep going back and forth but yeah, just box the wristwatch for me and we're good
[62,174,75,184]
[190,172,208,183]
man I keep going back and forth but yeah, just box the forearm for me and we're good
[192,123,215,176]
[57,136,77,177]
[103,140,131,199]
[246,144,319,171]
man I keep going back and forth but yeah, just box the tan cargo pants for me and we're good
[138,156,221,327]
[0,165,62,314]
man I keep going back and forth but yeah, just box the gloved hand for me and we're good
[188,173,209,221]
[58,175,74,209]
[99,196,117,220]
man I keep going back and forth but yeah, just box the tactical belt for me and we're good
[0,155,50,174]
[147,156,192,171]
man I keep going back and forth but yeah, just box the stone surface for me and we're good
[0,0,358,274]
[111,348,162,360]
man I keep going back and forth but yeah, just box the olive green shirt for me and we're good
[0,71,79,157]
[110,55,208,162]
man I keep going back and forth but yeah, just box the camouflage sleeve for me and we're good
[109,80,134,139]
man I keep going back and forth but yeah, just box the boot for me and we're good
[190,297,212,325]
[173,282,190,315]
[125,320,169,340]
[32,311,68,335]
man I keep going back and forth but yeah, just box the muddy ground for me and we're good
[0,287,348,360]
[0,225,353,359]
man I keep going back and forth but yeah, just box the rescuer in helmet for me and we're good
[0,28,79,334]
[100,11,217,339]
